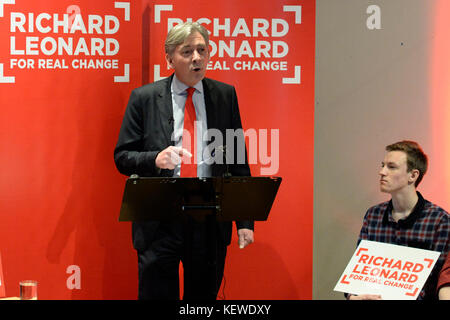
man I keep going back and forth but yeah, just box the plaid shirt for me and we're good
[357,191,450,300]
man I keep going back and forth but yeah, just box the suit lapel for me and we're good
[156,75,175,145]
[202,78,217,131]
[202,78,225,177]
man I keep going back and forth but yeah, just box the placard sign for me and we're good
[334,240,440,300]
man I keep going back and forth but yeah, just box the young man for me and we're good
[347,141,449,300]
[114,22,254,300]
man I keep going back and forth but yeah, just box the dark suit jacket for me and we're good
[114,75,253,251]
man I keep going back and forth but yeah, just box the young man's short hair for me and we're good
[386,140,428,187]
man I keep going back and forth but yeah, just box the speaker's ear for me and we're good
[165,53,174,69]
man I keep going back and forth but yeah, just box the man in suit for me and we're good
[114,22,254,300]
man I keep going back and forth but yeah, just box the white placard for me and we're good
[334,240,441,300]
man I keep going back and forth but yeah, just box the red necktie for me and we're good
[180,87,197,177]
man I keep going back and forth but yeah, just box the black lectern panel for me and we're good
[118,176,282,222]
[214,176,282,221]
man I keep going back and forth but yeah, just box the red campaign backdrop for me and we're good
[0,0,315,299]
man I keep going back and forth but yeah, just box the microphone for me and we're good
[217,145,231,177]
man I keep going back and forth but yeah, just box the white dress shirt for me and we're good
[170,75,211,178]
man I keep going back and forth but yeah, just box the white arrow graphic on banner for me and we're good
[115,64,130,83]
[282,65,301,84]
[115,2,130,21]
[283,5,302,24]
[153,65,167,82]
[154,5,173,23]
[282,6,301,84]
[0,0,14,18]
[0,63,15,83]
[113,2,130,82]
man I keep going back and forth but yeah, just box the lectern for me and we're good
[118,175,282,298]
[119,176,281,222]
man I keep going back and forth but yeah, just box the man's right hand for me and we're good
[155,146,192,170]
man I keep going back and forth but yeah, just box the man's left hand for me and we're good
[238,228,254,249]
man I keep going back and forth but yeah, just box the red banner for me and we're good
[0,0,315,299]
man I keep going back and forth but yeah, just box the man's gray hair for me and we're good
[165,22,209,55]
